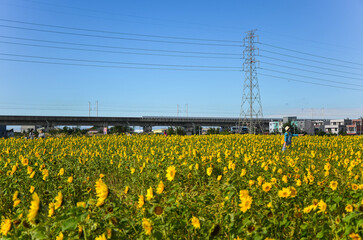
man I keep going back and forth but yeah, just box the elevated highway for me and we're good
[0,115,281,132]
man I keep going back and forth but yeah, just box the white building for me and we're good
[296,120,314,135]
[325,119,352,134]
[269,121,283,134]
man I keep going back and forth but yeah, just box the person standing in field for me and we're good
[282,126,303,151]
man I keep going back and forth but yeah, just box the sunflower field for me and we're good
[0,134,362,239]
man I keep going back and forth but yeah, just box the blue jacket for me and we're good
[284,132,298,146]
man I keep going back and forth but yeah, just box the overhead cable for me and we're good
[0,58,241,71]
[259,73,363,92]
[0,35,241,55]
[259,55,363,77]
[260,61,363,82]
[0,24,242,47]
[260,49,363,71]
[0,18,241,43]
[259,42,363,66]
[260,67,363,87]
[0,52,241,68]
[0,40,241,59]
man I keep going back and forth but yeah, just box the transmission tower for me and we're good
[238,30,263,134]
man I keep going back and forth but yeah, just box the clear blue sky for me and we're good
[1,0,362,119]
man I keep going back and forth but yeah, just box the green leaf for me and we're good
[343,212,357,222]
[253,233,263,240]
[316,231,324,238]
[329,204,336,211]
[153,231,163,240]
[300,224,308,230]
[30,229,47,240]
[333,196,342,204]
[61,218,79,231]
[167,197,176,203]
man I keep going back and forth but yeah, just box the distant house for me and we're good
[325,119,352,134]
[21,125,41,133]
[313,120,330,133]
[269,121,283,133]
[87,126,100,135]
[346,119,363,135]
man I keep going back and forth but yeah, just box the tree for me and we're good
[207,128,219,135]
[194,126,202,135]
[109,126,133,134]
[167,127,175,135]
[175,127,186,135]
[282,121,300,134]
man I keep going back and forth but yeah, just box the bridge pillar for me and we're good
[185,126,194,135]
[143,126,152,133]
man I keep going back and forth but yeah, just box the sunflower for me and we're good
[67,176,73,183]
[54,192,63,210]
[138,195,144,208]
[95,178,109,207]
[156,181,164,194]
[166,166,176,181]
[317,200,327,213]
[351,184,359,191]
[348,233,361,240]
[191,216,200,229]
[207,167,213,176]
[330,181,338,190]
[142,218,152,235]
[56,232,64,240]
[262,182,272,192]
[345,204,353,213]
[58,168,64,176]
[289,187,297,198]
[154,206,164,215]
[95,233,107,240]
[239,195,253,213]
[146,187,154,201]
[278,188,291,198]
[27,192,40,224]
[48,203,55,217]
[77,202,86,208]
[0,219,11,236]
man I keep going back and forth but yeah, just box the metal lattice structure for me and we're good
[238,30,263,134]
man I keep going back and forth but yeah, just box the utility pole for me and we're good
[88,101,91,117]
[96,100,98,117]
[238,29,263,134]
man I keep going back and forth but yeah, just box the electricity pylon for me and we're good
[238,30,263,134]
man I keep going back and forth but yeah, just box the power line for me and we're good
[0,18,241,43]
[258,42,363,66]
[0,52,240,69]
[0,35,241,55]
[259,29,363,53]
[260,61,363,82]
[259,72,363,92]
[261,67,363,87]
[0,40,240,60]
[0,58,241,71]
[260,49,363,71]
[0,1,242,33]
[0,24,242,47]
[259,55,363,77]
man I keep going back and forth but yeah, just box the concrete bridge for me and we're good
[0,115,281,133]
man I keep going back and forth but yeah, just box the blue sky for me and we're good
[0,0,363,119]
